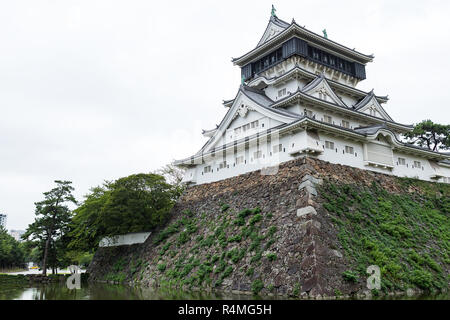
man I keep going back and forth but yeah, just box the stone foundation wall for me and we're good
[88,156,448,298]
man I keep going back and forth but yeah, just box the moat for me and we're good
[0,280,448,300]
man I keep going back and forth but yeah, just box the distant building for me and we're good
[9,229,25,242]
[0,214,6,228]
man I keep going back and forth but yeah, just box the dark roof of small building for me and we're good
[353,123,388,135]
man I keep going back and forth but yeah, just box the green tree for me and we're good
[101,173,175,235]
[23,180,76,275]
[68,184,110,252]
[0,226,25,270]
[155,162,186,197]
[69,173,176,251]
[404,120,450,151]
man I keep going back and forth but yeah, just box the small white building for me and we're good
[175,9,450,185]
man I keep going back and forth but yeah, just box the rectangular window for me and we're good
[235,156,244,165]
[342,120,350,128]
[242,123,250,132]
[324,115,332,124]
[345,146,354,154]
[203,166,211,173]
[330,56,335,66]
[219,161,227,169]
[251,120,259,129]
[234,127,241,134]
[272,144,282,153]
[278,88,286,98]
[254,150,262,159]
[325,141,334,149]
[414,161,421,168]
[398,158,406,165]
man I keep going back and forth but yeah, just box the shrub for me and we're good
[157,263,166,272]
[249,214,262,225]
[266,253,277,261]
[250,251,262,264]
[410,269,433,290]
[251,279,264,294]
[222,266,233,278]
[267,226,277,237]
[201,235,215,247]
[182,209,194,217]
[342,270,358,283]
[228,234,242,243]
[246,267,254,277]
[177,231,189,245]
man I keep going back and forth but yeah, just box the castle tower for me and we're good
[175,8,450,185]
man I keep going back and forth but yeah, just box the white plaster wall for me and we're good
[264,78,300,102]
[183,130,450,185]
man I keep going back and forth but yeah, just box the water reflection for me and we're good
[0,281,448,300]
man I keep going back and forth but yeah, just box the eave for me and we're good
[232,23,374,67]
[272,90,412,133]
[174,117,449,166]
[248,64,389,104]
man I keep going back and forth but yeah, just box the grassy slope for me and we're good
[319,178,449,293]
[136,206,278,295]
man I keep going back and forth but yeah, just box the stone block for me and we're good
[331,249,343,258]
[305,185,317,196]
[298,180,313,190]
[296,206,317,217]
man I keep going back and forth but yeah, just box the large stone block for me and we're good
[305,185,317,196]
[298,180,314,190]
[296,206,317,217]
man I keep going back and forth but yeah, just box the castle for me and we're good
[175,8,450,185]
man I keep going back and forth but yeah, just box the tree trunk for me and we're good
[42,234,51,276]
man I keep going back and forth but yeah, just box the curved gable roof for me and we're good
[354,90,393,121]
[256,16,291,47]
[194,85,300,155]
[233,20,374,66]
[301,73,347,107]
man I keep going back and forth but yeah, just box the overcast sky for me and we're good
[1,0,449,230]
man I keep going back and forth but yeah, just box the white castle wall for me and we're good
[184,130,450,185]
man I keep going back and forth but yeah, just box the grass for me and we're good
[146,204,275,292]
[251,279,264,294]
[320,179,450,292]
[266,253,277,261]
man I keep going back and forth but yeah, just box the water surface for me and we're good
[0,281,448,300]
